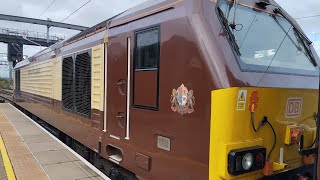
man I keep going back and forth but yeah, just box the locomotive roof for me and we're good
[66,0,167,44]
[17,0,308,69]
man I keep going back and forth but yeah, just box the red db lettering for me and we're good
[286,98,302,118]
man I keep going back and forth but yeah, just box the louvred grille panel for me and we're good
[62,57,74,111]
[75,52,91,117]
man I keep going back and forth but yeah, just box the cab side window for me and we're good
[135,28,159,70]
[133,26,160,110]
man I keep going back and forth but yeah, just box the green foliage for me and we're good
[0,78,10,89]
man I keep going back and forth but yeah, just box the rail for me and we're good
[0,89,13,99]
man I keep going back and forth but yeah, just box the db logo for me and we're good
[285,98,303,118]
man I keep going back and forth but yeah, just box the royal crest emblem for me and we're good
[170,84,195,115]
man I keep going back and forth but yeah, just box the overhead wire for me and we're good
[295,14,320,20]
[59,0,92,23]
[24,0,91,59]
[26,0,57,31]
[37,0,57,19]
[25,0,92,57]
[24,0,92,56]
[48,0,92,38]
[23,0,57,54]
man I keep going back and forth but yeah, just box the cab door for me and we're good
[107,35,131,139]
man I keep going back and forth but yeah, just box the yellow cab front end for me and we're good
[209,87,318,179]
[209,0,320,179]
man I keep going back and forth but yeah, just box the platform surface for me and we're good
[0,103,107,180]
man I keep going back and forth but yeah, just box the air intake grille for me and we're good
[62,56,74,111]
[75,52,91,117]
[157,135,171,151]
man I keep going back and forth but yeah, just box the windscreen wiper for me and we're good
[274,8,318,67]
[217,7,241,55]
[271,15,304,54]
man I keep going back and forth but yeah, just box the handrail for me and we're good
[0,27,65,41]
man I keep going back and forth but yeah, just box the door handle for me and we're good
[117,81,125,86]
[116,112,125,118]
[116,112,125,128]
[116,115,124,118]
[117,79,126,95]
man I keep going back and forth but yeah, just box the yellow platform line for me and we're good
[0,134,16,180]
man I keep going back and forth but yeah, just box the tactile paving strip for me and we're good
[0,113,49,180]
[0,147,7,180]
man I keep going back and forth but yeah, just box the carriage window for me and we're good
[62,51,91,117]
[133,26,160,110]
[135,27,160,69]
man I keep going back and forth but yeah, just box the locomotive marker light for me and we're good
[228,146,266,175]
[242,153,254,170]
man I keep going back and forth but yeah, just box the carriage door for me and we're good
[107,36,131,139]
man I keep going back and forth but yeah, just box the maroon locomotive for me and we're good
[10,0,320,179]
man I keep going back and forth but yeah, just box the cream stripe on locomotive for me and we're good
[91,44,105,112]
[53,58,62,101]
[20,60,55,99]
[17,44,105,112]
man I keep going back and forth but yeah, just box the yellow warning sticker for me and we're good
[236,90,247,111]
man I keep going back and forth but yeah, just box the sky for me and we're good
[275,0,320,55]
[0,0,319,58]
[0,0,147,58]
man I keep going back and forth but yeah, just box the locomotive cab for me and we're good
[209,0,320,179]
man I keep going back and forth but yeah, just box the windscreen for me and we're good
[218,0,318,76]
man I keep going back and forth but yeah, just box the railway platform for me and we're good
[0,103,109,180]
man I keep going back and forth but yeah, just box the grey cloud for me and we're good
[275,0,320,34]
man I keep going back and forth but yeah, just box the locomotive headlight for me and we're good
[242,153,253,170]
[228,146,266,175]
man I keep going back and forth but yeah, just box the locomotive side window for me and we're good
[62,56,74,112]
[133,26,160,110]
[135,28,159,69]
[62,51,91,117]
